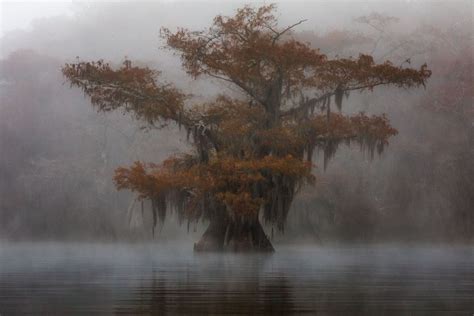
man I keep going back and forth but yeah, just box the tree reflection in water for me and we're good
[115,254,297,315]
[115,273,294,315]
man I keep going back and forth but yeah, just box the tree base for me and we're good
[194,217,274,252]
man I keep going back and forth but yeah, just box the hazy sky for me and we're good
[0,1,75,37]
[0,0,428,37]
[0,0,470,57]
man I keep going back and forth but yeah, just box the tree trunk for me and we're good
[194,215,274,252]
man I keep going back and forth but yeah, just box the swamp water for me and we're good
[0,242,472,315]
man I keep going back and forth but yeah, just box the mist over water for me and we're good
[1,242,473,315]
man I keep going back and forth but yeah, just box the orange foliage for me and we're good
[115,155,313,218]
[163,4,429,111]
[62,59,187,127]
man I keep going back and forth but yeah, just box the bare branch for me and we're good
[272,19,308,44]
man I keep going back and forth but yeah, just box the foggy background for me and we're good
[0,0,472,243]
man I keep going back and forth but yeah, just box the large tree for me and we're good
[62,5,430,251]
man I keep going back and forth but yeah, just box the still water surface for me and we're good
[0,242,472,315]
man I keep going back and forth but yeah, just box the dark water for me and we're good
[0,242,472,315]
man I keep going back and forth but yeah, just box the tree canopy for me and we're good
[62,4,430,246]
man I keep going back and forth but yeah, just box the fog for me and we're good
[0,1,473,314]
[0,0,471,243]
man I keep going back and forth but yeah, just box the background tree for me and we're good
[62,4,430,251]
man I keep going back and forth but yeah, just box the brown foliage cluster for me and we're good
[62,4,430,231]
[115,154,313,230]
[62,59,187,127]
[163,4,429,109]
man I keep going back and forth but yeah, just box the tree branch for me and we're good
[281,80,395,119]
[272,19,308,44]
[281,91,334,118]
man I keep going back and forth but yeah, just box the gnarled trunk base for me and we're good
[194,216,274,252]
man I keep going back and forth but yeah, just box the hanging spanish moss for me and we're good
[334,86,344,112]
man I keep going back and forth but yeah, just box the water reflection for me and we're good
[0,243,472,315]
[116,270,294,315]
[114,252,295,315]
